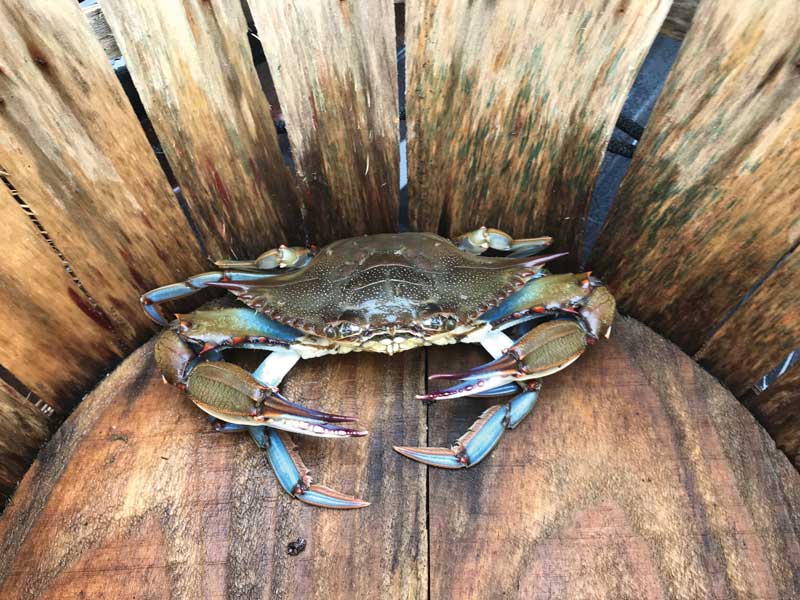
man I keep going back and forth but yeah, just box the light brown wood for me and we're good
[0,0,204,347]
[592,0,800,354]
[696,250,799,396]
[0,184,125,410]
[249,0,400,246]
[101,0,304,260]
[427,316,800,599]
[0,379,50,504]
[406,0,670,262]
[742,363,800,469]
[0,342,426,599]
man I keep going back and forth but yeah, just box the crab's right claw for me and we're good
[186,361,368,438]
[251,428,370,509]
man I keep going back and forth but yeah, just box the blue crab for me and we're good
[141,228,615,509]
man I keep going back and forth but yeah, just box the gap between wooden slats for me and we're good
[248,0,400,246]
[406,0,671,266]
[591,0,800,357]
[101,0,304,261]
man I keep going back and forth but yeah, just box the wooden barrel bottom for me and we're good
[1,316,798,599]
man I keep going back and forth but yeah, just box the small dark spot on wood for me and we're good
[160,456,169,460]
[108,433,128,443]
[287,537,306,556]
[33,56,47,67]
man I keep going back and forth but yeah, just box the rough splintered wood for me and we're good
[0,343,426,599]
[406,0,670,261]
[696,250,799,396]
[0,184,125,409]
[741,363,800,470]
[0,379,50,504]
[0,0,203,346]
[249,0,400,246]
[592,0,800,354]
[427,317,800,599]
[101,0,304,260]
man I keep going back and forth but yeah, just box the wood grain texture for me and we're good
[406,0,670,261]
[80,1,121,64]
[0,184,124,410]
[742,363,800,470]
[249,0,400,245]
[0,379,50,504]
[696,250,799,396]
[0,0,203,346]
[101,0,304,260]
[0,342,426,599]
[659,0,699,40]
[592,0,800,354]
[427,316,800,599]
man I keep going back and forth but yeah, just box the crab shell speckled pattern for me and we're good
[206,233,559,355]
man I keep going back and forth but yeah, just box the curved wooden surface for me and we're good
[1,317,798,599]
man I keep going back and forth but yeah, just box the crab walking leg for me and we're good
[215,245,313,270]
[249,427,370,509]
[394,382,541,469]
[141,270,283,325]
[453,226,553,256]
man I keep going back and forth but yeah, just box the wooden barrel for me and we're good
[0,0,797,597]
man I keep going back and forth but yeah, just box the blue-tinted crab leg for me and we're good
[208,417,248,433]
[453,227,553,255]
[141,270,279,325]
[249,427,369,509]
[252,349,301,387]
[394,383,541,469]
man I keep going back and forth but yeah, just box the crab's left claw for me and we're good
[395,384,540,468]
[250,427,370,509]
[418,319,589,401]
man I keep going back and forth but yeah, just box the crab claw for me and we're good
[250,428,370,509]
[187,362,367,438]
[420,320,589,402]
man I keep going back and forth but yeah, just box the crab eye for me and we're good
[337,322,361,337]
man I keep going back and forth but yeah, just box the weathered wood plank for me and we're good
[0,379,50,504]
[659,0,699,40]
[427,316,800,599]
[101,0,304,260]
[80,0,121,64]
[249,0,400,245]
[406,0,670,261]
[696,250,799,396]
[0,342,427,598]
[0,0,204,346]
[0,183,125,410]
[741,363,800,470]
[592,0,800,353]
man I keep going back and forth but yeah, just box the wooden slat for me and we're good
[249,0,400,246]
[406,0,670,260]
[742,363,800,469]
[0,0,203,346]
[696,250,799,396]
[427,316,800,598]
[101,0,304,260]
[592,0,800,354]
[0,184,125,410]
[659,0,699,40]
[0,342,427,598]
[0,379,50,503]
